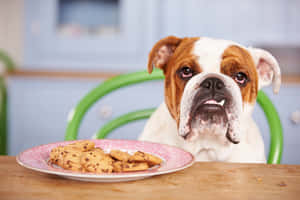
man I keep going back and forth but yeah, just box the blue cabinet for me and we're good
[160,0,300,46]
[24,0,161,71]
[24,0,300,72]
[255,85,300,165]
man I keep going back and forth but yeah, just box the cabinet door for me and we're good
[253,85,300,164]
[161,0,300,45]
[7,77,164,155]
[24,0,160,71]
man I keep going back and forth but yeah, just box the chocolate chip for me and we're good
[85,158,89,161]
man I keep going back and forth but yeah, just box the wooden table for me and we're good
[1,156,300,200]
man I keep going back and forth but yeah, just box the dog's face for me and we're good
[148,36,281,145]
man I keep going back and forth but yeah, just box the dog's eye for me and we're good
[178,66,194,80]
[234,72,248,86]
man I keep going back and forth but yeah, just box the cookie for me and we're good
[129,151,162,166]
[93,147,105,154]
[49,146,65,167]
[62,148,83,172]
[65,140,95,152]
[110,150,131,162]
[122,162,149,172]
[112,161,125,172]
[80,149,114,173]
[49,146,60,163]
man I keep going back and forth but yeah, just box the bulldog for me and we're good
[139,36,281,163]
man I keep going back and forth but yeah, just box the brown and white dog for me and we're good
[139,36,281,163]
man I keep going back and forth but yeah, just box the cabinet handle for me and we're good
[99,105,113,119]
[291,110,300,125]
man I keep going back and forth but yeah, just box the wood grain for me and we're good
[282,75,300,84]
[1,156,300,200]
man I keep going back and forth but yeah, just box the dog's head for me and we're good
[148,36,281,145]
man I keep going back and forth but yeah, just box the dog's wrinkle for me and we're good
[191,105,228,126]
[226,126,240,144]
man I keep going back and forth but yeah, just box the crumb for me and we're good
[277,181,287,187]
[256,177,263,182]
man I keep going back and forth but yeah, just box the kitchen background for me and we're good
[0,0,299,164]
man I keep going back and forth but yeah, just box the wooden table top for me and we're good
[1,156,300,200]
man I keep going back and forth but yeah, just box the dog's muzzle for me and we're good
[179,73,243,144]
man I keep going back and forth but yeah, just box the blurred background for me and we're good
[0,0,299,164]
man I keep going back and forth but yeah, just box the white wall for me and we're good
[0,0,24,66]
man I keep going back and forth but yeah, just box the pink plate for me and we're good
[16,139,194,182]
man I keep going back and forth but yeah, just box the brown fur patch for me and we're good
[221,45,258,104]
[148,36,201,125]
[147,36,182,73]
[163,37,201,125]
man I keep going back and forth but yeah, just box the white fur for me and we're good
[139,103,266,163]
[193,37,239,73]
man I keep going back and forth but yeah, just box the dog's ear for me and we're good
[249,48,281,94]
[148,36,182,74]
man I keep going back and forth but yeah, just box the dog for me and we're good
[139,36,281,163]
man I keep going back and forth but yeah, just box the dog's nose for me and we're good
[200,77,225,91]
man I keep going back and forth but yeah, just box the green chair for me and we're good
[65,70,283,164]
[0,50,16,155]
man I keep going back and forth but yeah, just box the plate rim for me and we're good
[16,139,195,179]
